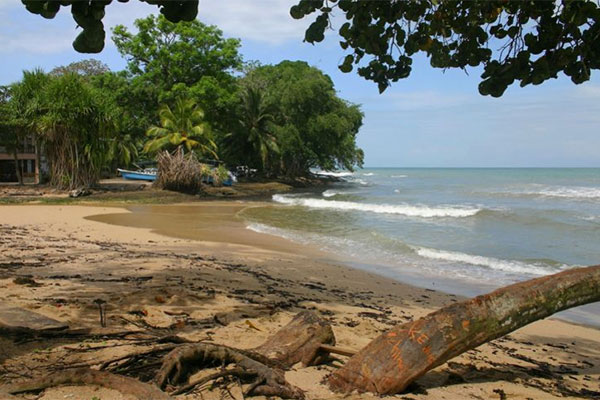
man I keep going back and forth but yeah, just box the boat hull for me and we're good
[117,169,156,182]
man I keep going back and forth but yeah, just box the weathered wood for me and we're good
[318,344,356,357]
[155,342,304,399]
[0,368,172,399]
[254,310,336,367]
[155,311,334,398]
[0,305,68,333]
[329,264,600,395]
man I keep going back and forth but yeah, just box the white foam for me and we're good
[362,172,375,176]
[272,195,480,218]
[505,186,600,200]
[246,223,307,243]
[391,174,408,178]
[413,247,556,276]
[347,178,369,185]
[535,186,600,199]
[315,170,354,177]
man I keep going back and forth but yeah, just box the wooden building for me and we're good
[0,135,40,184]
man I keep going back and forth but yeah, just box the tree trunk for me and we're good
[328,264,600,395]
[12,147,23,185]
[253,309,336,367]
[34,139,41,184]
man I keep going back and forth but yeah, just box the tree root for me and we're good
[152,311,336,398]
[155,342,304,399]
[1,312,334,399]
[0,368,172,400]
[170,367,256,395]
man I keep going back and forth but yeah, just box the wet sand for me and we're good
[0,203,598,399]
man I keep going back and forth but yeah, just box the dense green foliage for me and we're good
[112,15,242,135]
[33,73,118,189]
[2,70,130,189]
[20,1,600,97]
[0,85,24,184]
[223,85,279,172]
[0,70,50,184]
[144,98,217,158]
[292,0,600,96]
[4,14,364,188]
[50,59,110,77]
[226,61,364,177]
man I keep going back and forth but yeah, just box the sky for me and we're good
[1,0,599,168]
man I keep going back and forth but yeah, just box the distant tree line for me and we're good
[0,15,364,189]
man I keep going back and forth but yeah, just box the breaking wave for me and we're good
[314,170,354,177]
[272,195,481,218]
[412,246,563,276]
[496,186,600,200]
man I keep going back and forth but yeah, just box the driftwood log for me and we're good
[329,264,600,395]
[254,308,336,367]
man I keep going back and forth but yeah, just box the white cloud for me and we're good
[0,2,75,54]
[0,0,313,55]
[197,0,309,44]
[1,28,74,54]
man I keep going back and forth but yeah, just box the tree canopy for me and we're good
[111,15,242,136]
[293,0,600,96]
[50,59,110,77]
[231,61,364,176]
[20,0,600,97]
[6,13,364,186]
[112,15,241,91]
[144,98,217,158]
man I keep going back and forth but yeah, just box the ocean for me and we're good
[239,168,600,325]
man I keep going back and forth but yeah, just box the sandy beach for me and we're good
[0,203,598,399]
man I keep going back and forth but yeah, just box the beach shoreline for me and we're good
[0,203,598,399]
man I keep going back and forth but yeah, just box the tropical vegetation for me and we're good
[144,98,216,158]
[1,15,365,192]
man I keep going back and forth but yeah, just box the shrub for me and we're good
[155,149,205,193]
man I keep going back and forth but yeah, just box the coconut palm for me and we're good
[225,85,279,172]
[144,98,217,158]
[108,133,140,168]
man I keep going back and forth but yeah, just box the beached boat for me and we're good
[117,168,157,181]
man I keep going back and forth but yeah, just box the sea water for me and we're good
[239,168,600,326]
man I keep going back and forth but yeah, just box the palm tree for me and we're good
[225,85,279,172]
[144,98,217,158]
[23,72,117,190]
[108,133,140,168]
[2,70,49,185]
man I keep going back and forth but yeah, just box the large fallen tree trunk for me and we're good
[329,264,600,395]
